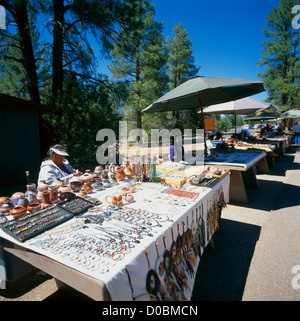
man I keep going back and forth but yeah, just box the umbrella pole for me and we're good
[235,114,237,134]
[198,94,207,157]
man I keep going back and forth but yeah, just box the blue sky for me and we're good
[151,0,280,101]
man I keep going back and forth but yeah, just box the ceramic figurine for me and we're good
[79,187,87,198]
[83,182,92,194]
[124,161,133,179]
[115,166,125,181]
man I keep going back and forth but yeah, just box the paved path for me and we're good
[192,145,300,301]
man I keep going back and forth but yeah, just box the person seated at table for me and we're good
[293,121,300,144]
[169,136,185,162]
[265,123,272,132]
[38,144,83,185]
[206,134,215,151]
[214,131,223,141]
[239,129,255,141]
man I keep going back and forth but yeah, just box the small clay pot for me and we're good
[27,203,41,213]
[0,196,10,208]
[0,200,14,215]
[10,206,27,218]
[11,192,25,205]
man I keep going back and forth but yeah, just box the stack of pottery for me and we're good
[36,184,48,203]
[108,164,118,186]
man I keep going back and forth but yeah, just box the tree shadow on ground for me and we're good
[192,218,261,301]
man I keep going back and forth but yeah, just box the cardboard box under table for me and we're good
[0,176,230,301]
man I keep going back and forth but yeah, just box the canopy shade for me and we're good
[142,76,265,113]
[201,97,279,116]
[280,109,300,119]
[244,109,281,121]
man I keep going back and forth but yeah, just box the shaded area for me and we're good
[192,219,261,301]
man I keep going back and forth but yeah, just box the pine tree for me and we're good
[165,22,200,130]
[257,0,300,111]
[108,0,169,132]
[165,23,199,90]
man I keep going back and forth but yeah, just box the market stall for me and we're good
[231,141,275,168]
[0,161,229,301]
[201,150,268,204]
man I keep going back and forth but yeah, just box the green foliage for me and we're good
[108,0,169,133]
[42,75,121,169]
[257,0,300,111]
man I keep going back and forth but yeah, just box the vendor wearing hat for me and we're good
[37,144,82,185]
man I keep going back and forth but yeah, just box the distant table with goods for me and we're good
[201,150,268,204]
[0,161,230,301]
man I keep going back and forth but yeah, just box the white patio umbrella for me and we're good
[280,109,300,119]
[201,97,279,132]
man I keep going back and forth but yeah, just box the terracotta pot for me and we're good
[10,206,27,218]
[48,186,59,204]
[27,203,41,213]
[83,182,92,194]
[43,191,51,205]
[115,166,125,181]
[69,178,82,192]
[0,196,10,208]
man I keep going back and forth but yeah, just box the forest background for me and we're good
[0,0,299,168]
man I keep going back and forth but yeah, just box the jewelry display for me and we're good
[0,159,229,301]
[59,196,94,215]
[0,204,73,242]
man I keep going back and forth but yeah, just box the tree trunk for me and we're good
[9,0,40,103]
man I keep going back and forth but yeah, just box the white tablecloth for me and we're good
[0,175,230,301]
